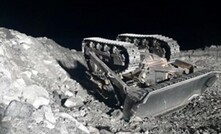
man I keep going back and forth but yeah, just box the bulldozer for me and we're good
[82,33,220,121]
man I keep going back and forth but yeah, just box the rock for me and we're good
[59,112,90,134]
[100,129,112,134]
[64,90,74,97]
[56,123,69,134]
[0,27,92,133]
[0,69,13,105]
[22,85,50,108]
[110,109,123,119]
[42,105,56,129]
[45,120,55,129]
[0,121,11,134]
[0,103,5,120]
[116,132,132,134]
[64,96,84,108]
[4,100,34,119]
[88,126,100,134]
[31,109,44,123]
[145,130,149,134]
[32,105,56,129]
[75,86,88,99]
[52,90,69,107]
[43,106,56,123]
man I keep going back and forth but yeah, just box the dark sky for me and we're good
[0,0,221,50]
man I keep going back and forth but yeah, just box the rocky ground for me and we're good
[0,28,221,134]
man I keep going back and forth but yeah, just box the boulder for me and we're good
[64,96,84,108]
[4,100,34,119]
[22,85,50,109]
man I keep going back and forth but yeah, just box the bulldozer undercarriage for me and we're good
[82,34,220,120]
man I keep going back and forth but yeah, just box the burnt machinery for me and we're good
[117,33,180,61]
[82,34,220,120]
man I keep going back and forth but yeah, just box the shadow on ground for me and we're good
[57,60,118,108]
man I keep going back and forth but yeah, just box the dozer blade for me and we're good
[123,70,220,120]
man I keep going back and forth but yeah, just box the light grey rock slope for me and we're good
[0,28,90,134]
[0,27,221,134]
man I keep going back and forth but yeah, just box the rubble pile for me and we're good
[0,28,220,134]
[0,28,90,134]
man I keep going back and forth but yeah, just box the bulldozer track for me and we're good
[117,33,180,60]
[82,37,141,74]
